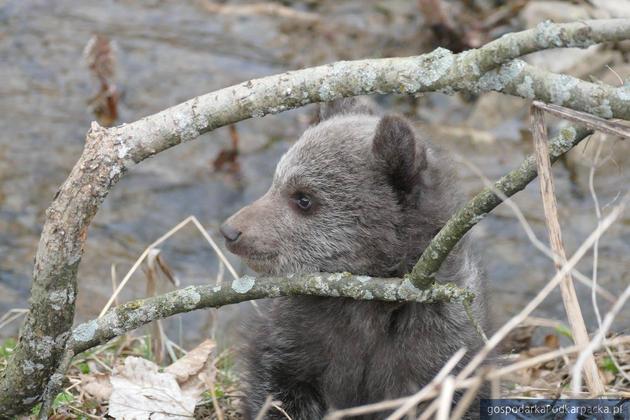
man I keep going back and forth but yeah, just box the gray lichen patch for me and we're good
[553,126,578,150]
[34,336,56,359]
[178,286,202,307]
[477,60,525,92]
[356,65,378,91]
[48,289,70,311]
[355,275,372,284]
[232,276,255,294]
[535,20,564,48]
[548,75,579,104]
[268,285,282,297]
[109,164,122,181]
[305,275,330,294]
[115,135,131,159]
[318,64,347,102]
[409,48,454,92]
[22,360,45,375]
[455,50,481,78]
[516,75,535,99]
[382,284,399,301]
[72,319,98,343]
[591,99,613,119]
[397,279,422,300]
[328,272,345,282]
[617,87,630,102]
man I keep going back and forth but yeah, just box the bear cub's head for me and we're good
[220,98,450,278]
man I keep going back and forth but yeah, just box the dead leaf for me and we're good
[79,372,112,401]
[108,357,196,420]
[544,334,560,349]
[165,339,215,384]
[165,339,215,400]
[212,125,240,173]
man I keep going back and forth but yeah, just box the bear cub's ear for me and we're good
[372,115,427,194]
[319,97,376,121]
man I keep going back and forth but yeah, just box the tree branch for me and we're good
[71,274,473,355]
[1,19,628,415]
[409,125,593,287]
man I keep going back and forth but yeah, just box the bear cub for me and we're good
[220,98,487,419]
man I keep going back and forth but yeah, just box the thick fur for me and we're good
[221,98,488,419]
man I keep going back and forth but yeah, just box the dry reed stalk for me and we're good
[530,106,605,395]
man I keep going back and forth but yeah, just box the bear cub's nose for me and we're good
[220,223,242,243]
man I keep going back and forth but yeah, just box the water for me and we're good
[1,0,628,347]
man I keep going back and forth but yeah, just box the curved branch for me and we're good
[409,125,593,287]
[462,60,630,119]
[71,274,473,354]
[2,19,629,415]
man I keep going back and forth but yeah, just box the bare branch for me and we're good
[70,274,473,355]
[409,125,592,287]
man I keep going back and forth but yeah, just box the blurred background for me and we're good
[1,0,629,350]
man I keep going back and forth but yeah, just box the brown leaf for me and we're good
[165,339,215,384]
[212,125,240,173]
[544,334,560,349]
[79,372,112,401]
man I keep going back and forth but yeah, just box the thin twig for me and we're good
[417,398,439,420]
[436,376,455,420]
[328,336,630,420]
[453,152,616,304]
[384,348,467,420]
[450,372,484,420]
[110,264,119,307]
[456,200,625,382]
[587,140,630,384]
[254,396,275,420]
[0,309,28,331]
[410,126,593,288]
[533,101,630,140]
[99,215,240,317]
[491,335,630,381]
[463,299,489,343]
[323,397,409,419]
[572,283,630,393]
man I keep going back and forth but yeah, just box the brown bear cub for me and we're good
[220,98,487,419]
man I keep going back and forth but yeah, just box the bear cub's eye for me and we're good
[292,192,312,211]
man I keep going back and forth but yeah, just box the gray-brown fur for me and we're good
[221,98,487,419]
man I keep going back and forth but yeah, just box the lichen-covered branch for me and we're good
[1,19,629,416]
[71,274,473,355]
[462,60,629,119]
[452,19,630,77]
[409,126,593,287]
